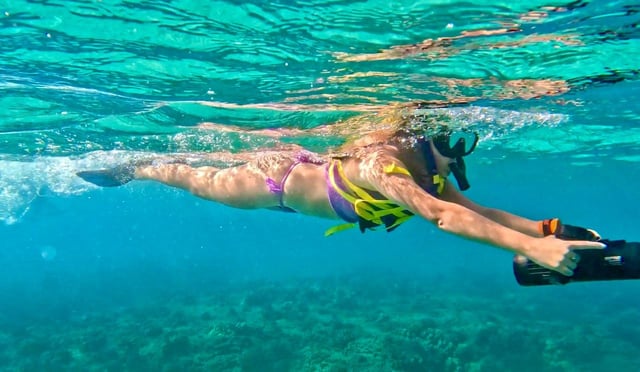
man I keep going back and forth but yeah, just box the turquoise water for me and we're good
[2,0,640,370]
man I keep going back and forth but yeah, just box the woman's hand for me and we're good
[525,236,606,276]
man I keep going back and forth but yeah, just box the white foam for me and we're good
[0,151,140,225]
[412,106,568,134]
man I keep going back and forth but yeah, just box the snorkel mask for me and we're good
[431,129,479,191]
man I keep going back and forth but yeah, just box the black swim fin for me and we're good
[76,164,135,187]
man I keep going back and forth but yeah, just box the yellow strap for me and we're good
[329,160,404,222]
[433,174,445,195]
[330,159,414,219]
[354,200,411,222]
[328,161,360,205]
[326,159,415,234]
[384,214,413,231]
[331,160,381,202]
[324,223,357,237]
[383,163,412,177]
[331,160,412,212]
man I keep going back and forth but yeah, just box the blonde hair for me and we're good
[332,102,445,157]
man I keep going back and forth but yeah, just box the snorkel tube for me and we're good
[513,239,640,286]
[449,157,470,191]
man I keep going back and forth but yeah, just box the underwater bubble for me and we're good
[40,245,57,261]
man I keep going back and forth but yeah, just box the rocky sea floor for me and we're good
[1,272,639,372]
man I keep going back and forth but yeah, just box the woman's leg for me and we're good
[77,150,307,210]
[134,155,290,209]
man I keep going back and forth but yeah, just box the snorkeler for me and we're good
[77,104,605,277]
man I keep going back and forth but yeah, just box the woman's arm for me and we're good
[440,180,544,237]
[354,151,604,275]
[354,151,537,250]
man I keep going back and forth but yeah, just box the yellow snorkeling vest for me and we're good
[324,158,445,236]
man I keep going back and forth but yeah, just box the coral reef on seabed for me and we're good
[1,272,639,371]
